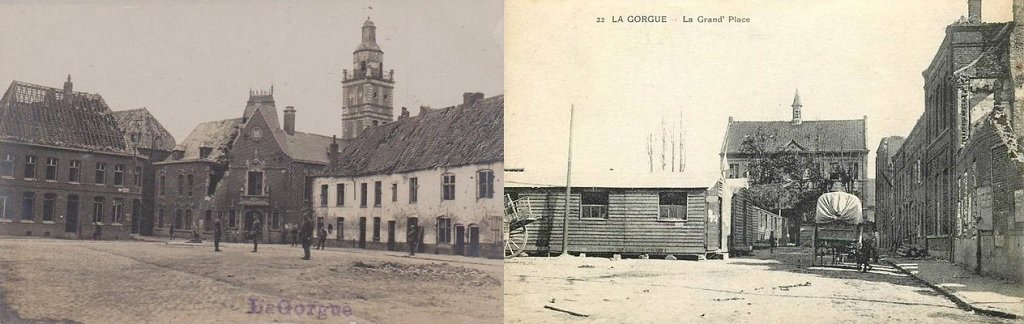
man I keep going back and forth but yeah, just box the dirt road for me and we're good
[0,237,501,323]
[504,247,1015,323]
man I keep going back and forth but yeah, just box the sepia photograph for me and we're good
[0,0,503,323]
[504,0,1022,323]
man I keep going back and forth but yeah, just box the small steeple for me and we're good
[63,74,73,94]
[791,89,802,125]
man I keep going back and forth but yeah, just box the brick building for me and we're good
[0,77,145,240]
[877,0,1024,281]
[153,89,333,242]
[112,108,176,235]
[874,136,905,250]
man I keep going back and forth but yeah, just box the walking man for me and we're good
[317,225,328,250]
[213,218,223,252]
[300,216,314,260]
[250,218,262,253]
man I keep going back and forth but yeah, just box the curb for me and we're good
[885,260,1020,320]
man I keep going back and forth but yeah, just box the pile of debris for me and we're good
[350,261,499,286]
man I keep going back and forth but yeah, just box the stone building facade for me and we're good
[313,94,503,258]
[0,77,145,240]
[877,0,1024,281]
[112,108,176,235]
[341,18,396,140]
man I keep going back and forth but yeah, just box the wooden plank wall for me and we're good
[509,187,713,255]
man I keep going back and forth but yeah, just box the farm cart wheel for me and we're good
[504,222,528,259]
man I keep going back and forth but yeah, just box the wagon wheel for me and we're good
[504,222,528,259]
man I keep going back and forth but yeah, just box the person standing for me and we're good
[169,226,175,240]
[300,216,314,260]
[93,223,102,241]
[407,223,418,256]
[213,218,223,252]
[317,225,328,250]
[250,218,262,253]
[290,226,298,247]
[769,230,777,253]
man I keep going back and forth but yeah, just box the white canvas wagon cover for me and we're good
[814,191,863,224]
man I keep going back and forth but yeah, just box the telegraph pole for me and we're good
[561,105,575,257]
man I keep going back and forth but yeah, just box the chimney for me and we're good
[968,0,982,23]
[463,92,484,107]
[328,135,339,158]
[398,107,410,120]
[63,75,73,100]
[283,106,296,135]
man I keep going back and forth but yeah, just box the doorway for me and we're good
[65,195,79,233]
[358,217,367,248]
[387,220,396,251]
[468,224,480,257]
[455,224,466,255]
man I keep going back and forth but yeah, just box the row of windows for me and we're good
[726,162,861,180]
[318,170,496,207]
[326,215,474,245]
[157,173,205,197]
[522,191,689,221]
[1,154,141,186]
[0,192,135,224]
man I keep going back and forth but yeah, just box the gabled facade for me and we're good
[0,77,145,240]
[112,107,176,235]
[154,90,335,242]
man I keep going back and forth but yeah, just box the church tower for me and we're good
[791,89,802,125]
[341,17,395,139]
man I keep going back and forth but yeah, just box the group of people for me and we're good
[209,216,322,260]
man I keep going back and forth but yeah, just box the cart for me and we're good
[504,194,536,259]
[811,190,864,267]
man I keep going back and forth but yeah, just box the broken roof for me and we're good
[162,118,241,163]
[324,95,503,177]
[277,130,335,164]
[112,108,177,152]
[723,119,867,154]
[506,171,721,189]
[0,80,132,154]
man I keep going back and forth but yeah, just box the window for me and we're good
[442,173,456,200]
[158,175,165,196]
[186,174,194,196]
[477,170,495,198]
[336,184,345,206]
[95,163,106,184]
[0,194,8,220]
[175,209,183,230]
[360,183,368,207]
[659,192,688,220]
[580,191,609,219]
[728,163,740,179]
[303,177,313,201]
[21,192,35,221]
[251,127,262,140]
[1,154,13,177]
[157,208,164,228]
[372,217,381,242]
[204,210,213,231]
[851,163,860,179]
[92,197,104,223]
[199,147,213,159]
[24,155,36,179]
[177,174,184,195]
[391,183,398,202]
[409,177,418,203]
[437,217,452,244]
[246,171,263,195]
[134,166,143,187]
[44,158,57,180]
[320,184,329,207]
[228,211,237,228]
[272,212,281,230]
[374,181,382,207]
[42,193,55,222]
[113,164,125,186]
[111,198,124,224]
[184,209,192,230]
[336,218,344,240]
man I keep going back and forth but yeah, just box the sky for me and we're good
[0,0,503,142]
[506,0,1014,185]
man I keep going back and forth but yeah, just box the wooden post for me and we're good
[561,105,575,257]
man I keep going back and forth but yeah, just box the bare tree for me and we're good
[647,111,687,173]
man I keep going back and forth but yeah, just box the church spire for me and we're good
[791,89,802,125]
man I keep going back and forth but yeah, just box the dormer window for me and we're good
[199,147,213,159]
[252,127,263,140]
